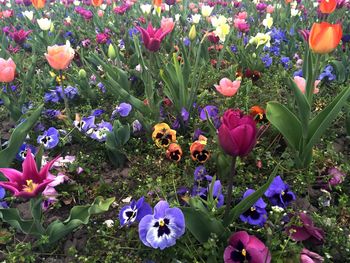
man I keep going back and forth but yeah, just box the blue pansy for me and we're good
[16,143,36,161]
[240,189,267,227]
[264,176,296,208]
[37,127,60,149]
[119,196,152,226]
[138,201,185,250]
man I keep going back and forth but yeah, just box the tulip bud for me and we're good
[79,69,87,78]
[189,25,196,40]
[108,44,117,59]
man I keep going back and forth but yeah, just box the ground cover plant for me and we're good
[0,0,349,262]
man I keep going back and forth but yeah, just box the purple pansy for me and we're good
[112,103,132,118]
[90,121,113,142]
[138,200,185,250]
[74,116,96,134]
[194,166,212,182]
[199,105,221,128]
[240,189,267,227]
[119,196,152,226]
[37,127,60,149]
[132,120,142,133]
[264,176,296,208]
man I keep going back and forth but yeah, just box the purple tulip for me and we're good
[223,231,271,263]
[136,23,171,52]
[218,109,257,157]
[300,248,324,263]
[286,213,325,245]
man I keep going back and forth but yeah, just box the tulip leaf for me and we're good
[223,164,278,226]
[266,102,302,151]
[0,208,42,236]
[286,77,311,139]
[303,86,350,161]
[0,105,43,171]
[46,196,115,244]
[181,205,225,244]
[329,60,346,83]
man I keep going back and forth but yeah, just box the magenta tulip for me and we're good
[218,109,257,157]
[136,23,171,52]
[300,248,324,263]
[0,149,59,199]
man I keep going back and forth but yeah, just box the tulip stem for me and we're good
[59,70,72,122]
[224,156,237,219]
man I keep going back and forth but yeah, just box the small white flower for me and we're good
[37,18,52,31]
[271,206,284,213]
[103,219,114,228]
[192,14,201,24]
[22,11,34,20]
[140,4,152,14]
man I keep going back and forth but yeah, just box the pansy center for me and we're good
[159,219,165,227]
[23,180,38,193]
[241,248,247,257]
[250,207,256,212]
[281,191,285,195]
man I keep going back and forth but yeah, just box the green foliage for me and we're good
[0,105,43,171]
[105,120,131,168]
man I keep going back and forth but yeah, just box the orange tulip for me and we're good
[285,0,293,3]
[153,0,162,7]
[31,0,46,9]
[309,22,342,54]
[91,0,103,7]
[45,41,75,71]
[319,0,337,14]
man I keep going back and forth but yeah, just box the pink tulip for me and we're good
[266,5,275,13]
[0,149,59,199]
[97,10,104,17]
[0,57,16,83]
[161,17,175,33]
[235,11,247,20]
[214,78,241,97]
[300,248,324,263]
[136,23,171,52]
[293,76,320,94]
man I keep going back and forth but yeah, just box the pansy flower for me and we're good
[152,123,176,148]
[193,166,212,182]
[90,121,113,142]
[240,189,267,227]
[16,143,36,161]
[264,176,295,208]
[119,196,152,227]
[249,106,267,123]
[138,200,185,250]
[74,115,96,134]
[190,135,210,163]
[166,143,183,162]
[112,102,132,118]
[37,127,60,149]
[224,231,271,263]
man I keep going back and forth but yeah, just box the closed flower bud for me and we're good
[107,44,117,59]
[189,25,196,40]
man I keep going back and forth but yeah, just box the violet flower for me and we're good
[138,200,185,250]
[37,127,60,149]
[300,248,324,263]
[286,213,325,244]
[119,196,152,226]
[112,102,132,117]
[240,189,267,227]
[90,121,113,142]
[224,231,271,263]
[264,176,296,208]
[327,167,345,187]
[16,143,36,161]
[74,116,96,134]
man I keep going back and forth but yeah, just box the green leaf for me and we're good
[286,77,311,140]
[0,105,43,170]
[46,196,115,244]
[223,165,278,226]
[266,102,302,150]
[0,208,41,236]
[303,86,350,161]
[329,60,346,83]
[181,206,225,244]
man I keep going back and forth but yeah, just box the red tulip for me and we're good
[319,0,337,14]
[0,150,59,199]
[309,22,342,54]
[218,109,257,157]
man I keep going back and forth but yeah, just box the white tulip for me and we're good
[37,18,52,31]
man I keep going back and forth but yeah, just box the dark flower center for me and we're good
[193,150,209,163]
[40,136,52,145]
[243,206,261,220]
[281,191,294,204]
[125,209,137,222]
[153,218,171,237]
[231,241,251,262]
[170,150,181,161]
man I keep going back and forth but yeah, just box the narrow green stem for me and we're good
[224,156,237,219]
[59,70,72,122]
